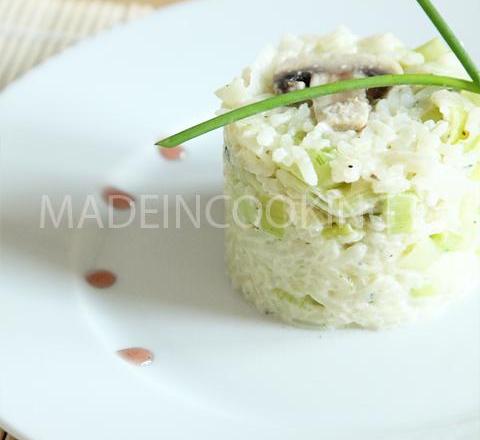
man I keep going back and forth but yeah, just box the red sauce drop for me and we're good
[102,187,135,210]
[117,347,153,366]
[160,146,185,160]
[85,270,117,289]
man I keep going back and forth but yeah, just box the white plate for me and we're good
[1,0,479,439]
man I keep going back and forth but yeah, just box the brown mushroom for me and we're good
[273,54,402,131]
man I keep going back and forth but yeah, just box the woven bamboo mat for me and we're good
[0,1,180,437]
[0,0,178,90]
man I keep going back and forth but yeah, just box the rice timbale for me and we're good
[218,28,480,329]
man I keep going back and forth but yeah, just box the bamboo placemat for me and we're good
[0,1,180,437]
[0,0,179,90]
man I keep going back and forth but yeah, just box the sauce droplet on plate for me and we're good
[102,187,135,210]
[85,270,117,289]
[117,347,154,366]
[160,146,185,160]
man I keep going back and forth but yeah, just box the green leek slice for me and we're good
[464,135,480,153]
[260,196,290,238]
[431,232,465,251]
[384,193,418,234]
[416,37,450,62]
[444,106,469,144]
[320,181,379,218]
[411,284,437,298]
[322,223,364,244]
[294,131,307,144]
[307,149,337,189]
[421,105,444,123]
[400,238,439,270]
[322,223,355,239]
[237,197,260,226]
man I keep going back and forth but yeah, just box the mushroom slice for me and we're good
[273,54,402,131]
[273,70,313,94]
[310,71,371,131]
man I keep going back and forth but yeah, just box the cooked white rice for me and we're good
[218,28,480,329]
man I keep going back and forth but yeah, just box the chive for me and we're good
[416,0,480,85]
[157,74,480,148]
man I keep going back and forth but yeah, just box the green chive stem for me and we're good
[416,0,480,85]
[157,74,480,148]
